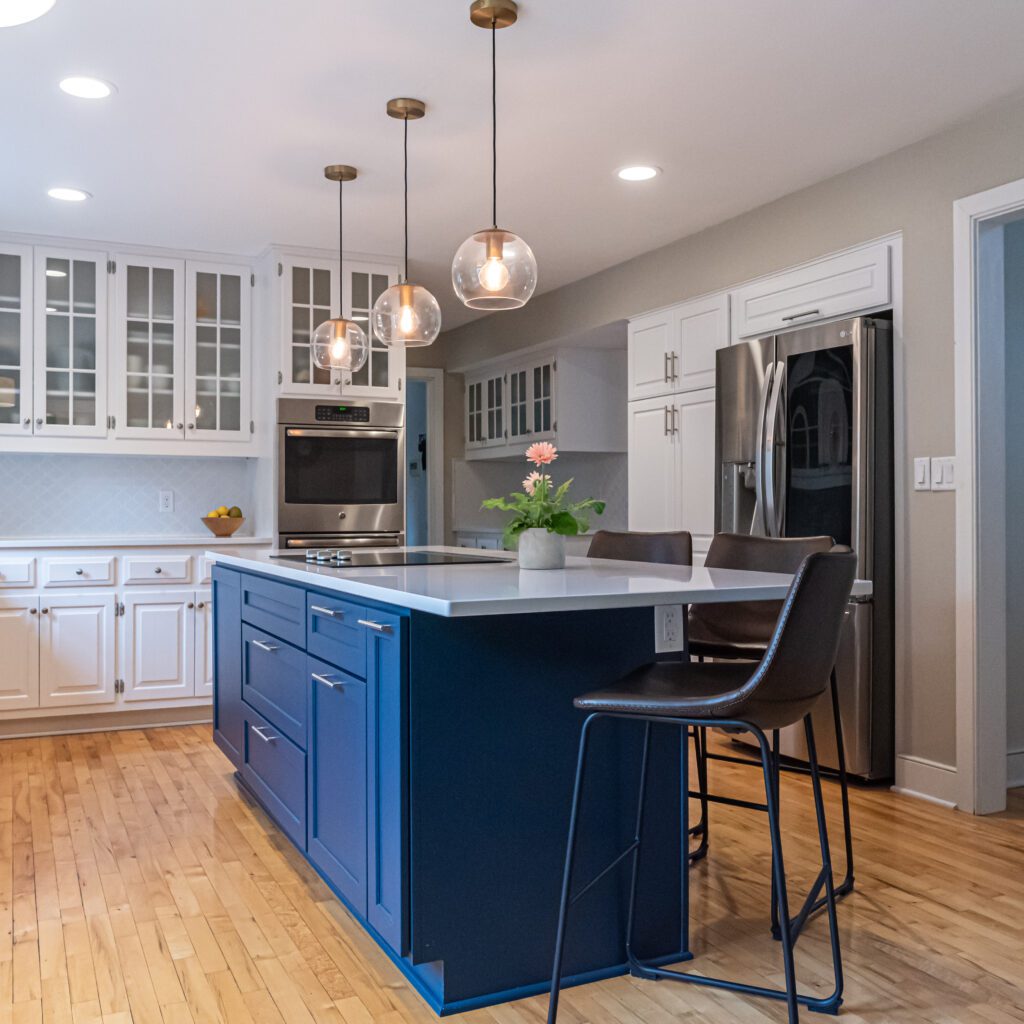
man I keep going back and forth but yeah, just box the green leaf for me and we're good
[549,511,580,536]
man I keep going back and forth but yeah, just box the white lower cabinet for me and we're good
[39,594,116,708]
[0,596,40,710]
[194,589,213,697]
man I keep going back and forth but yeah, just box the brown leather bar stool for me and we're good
[548,551,857,1024]
[686,533,855,935]
[586,529,693,566]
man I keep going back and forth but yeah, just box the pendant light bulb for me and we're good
[310,165,369,375]
[373,99,442,349]
[452,1,537,311]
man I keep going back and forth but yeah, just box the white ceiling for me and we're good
[4,0,1024,329]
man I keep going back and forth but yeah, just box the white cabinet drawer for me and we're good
[43,556,115,587]
[197,555,213,584]
[0,558,35,588]
[122,555,192,585]
[731,243,890,339]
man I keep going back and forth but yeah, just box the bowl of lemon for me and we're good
[202,505,245,537]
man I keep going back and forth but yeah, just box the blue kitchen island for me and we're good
[208,548,856,1015]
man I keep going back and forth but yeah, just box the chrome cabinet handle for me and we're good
[670,351,679,380]
[672,406,679,434]
[251,725,277,743]
[75,568,84,576]
[310,605,342,619]
[663,351,670,383]
[252,639,278,652]
[312,671,345,690]
[357,618,392,634]
[780,308,820,323]
[154,567,162,574]
[663,406,670,436]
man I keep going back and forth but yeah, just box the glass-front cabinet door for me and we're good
[283,256,337,395]
[33,248,108,437]
[0,244,33,436]
[529,356,556,440]
[112,255,184,438]
[342,260,403,399]
[507,367,530,443]
[186,262,251,442]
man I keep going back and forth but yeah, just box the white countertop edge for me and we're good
[0,535,274,550]
[207,548,873,619]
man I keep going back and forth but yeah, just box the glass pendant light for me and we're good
[310,164,369,375]
[452,0,537,311]
[373,98,442,349]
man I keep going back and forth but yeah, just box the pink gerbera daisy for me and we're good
[525,442,558,466]
[523,471,551,496]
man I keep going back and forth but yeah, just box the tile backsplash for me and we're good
[0,453,257,538]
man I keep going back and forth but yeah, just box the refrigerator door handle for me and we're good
[753,364,774,535]
[764,359,786,537]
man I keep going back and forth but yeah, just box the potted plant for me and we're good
[482,443,605,569]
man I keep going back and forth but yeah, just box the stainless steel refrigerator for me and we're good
[715,316,894,779]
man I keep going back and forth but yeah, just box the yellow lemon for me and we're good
[216,505,229,516]
[207,510,220,518]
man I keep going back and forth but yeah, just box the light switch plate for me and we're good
[913,457,931,491]
[931,456,955,491]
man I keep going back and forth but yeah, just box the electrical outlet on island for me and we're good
[159,490,174,513]
[655,605,686,653]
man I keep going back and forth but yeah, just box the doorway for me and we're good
[405,368,444,546]
[953,178,1024,813]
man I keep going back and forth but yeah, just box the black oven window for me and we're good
[285,434,398,505]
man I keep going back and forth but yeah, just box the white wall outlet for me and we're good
[913,457,931,491]
[158,490,174,513]
[655,605,687,654]
[930,456,956,491]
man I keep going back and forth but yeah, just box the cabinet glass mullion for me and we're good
[45,258,98,428]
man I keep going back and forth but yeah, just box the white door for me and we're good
[0,243,34,437]
[39,594,116,707]
[194,589,213,697]
[185,262,252,442]
[0,595,39,710]
[122,591,195,701]
[33,248,108,438]
[281,255,339,396]
[341,260,403,399]
[627,397,679,532]
[676,390,717,550]
[674,293,730,392]
[628,310,675,401]
[112,255,186,439]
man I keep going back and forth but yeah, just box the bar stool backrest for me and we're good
[587,530,693,566]
[691,533,835,646]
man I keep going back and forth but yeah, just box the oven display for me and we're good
[315,405,371,423]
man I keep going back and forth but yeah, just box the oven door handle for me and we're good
[285,427,400,440]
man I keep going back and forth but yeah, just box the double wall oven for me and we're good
[276,398,405,548]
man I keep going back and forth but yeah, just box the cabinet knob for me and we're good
[338,511,347,520]
[176,422,184,430]
[22,418,30,428]
[35,417,42,426]
[187,602,195,609]
[75,568,84,576]
[41,608,49,614]
[188,423,195,430]
[196,601,205,609]
[29,608,37,615]
[154,567,162,574]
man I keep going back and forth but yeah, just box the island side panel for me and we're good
[407,606,684,1010]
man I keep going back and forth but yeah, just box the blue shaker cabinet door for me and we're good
[212,566,243,768]
[307,656,368,916]
[364,610,407,956]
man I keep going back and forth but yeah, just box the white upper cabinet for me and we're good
[627,396,680,533]
[0,244,33,437]
[186,262,251,441]
[628,292,729,401]
[731,243,890,340]
[279,254,403,401]
[112,254,185,438]
[33,248,108,437]
[465,370,505,450]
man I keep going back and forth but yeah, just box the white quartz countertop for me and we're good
[208,546,873,618]
[0,535,273,550]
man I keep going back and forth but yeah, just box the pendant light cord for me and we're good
[491,18,498,229]
[337,179,344,318]
[403,115,410,282]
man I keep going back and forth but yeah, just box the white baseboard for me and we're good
[892,753,959,808]
[0,706,212,740]
[1008,749,1024,789]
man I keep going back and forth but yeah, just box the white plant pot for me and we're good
[517,528,566,570]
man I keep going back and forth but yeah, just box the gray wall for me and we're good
[428,91,1024,772]
[1004,218,1024,772]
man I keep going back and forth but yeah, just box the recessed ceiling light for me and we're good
[47,186,90,202]
[59,76,115,100]
[617,165,661,182]
[0,0,55,27]
[45,268,66,277]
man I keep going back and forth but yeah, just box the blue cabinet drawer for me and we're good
[241,704,306,849]
[240,573,305,647]
[242,625,307,748]
[307,594,366,678]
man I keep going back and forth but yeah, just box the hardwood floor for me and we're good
[1,726,1022,1024]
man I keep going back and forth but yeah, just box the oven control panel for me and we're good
[314,405,371,423]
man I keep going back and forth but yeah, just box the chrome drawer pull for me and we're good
[357,618,393,634]
[251,725,277,743]
[312,672,345,690]
[252,639,279,652]
[780,308,820,322]
[310,604,342,619]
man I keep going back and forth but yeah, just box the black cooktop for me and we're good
[271,550,505,568]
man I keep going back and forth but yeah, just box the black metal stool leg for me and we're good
[829,668,855,898]
[688,726,710,864]
[625,723,653,965]
[770,728,782,940]
[548,714,597,1024]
